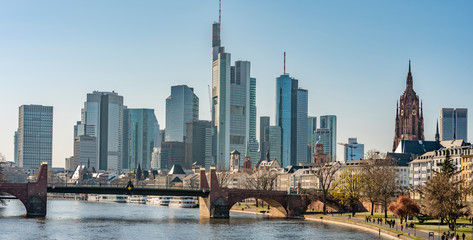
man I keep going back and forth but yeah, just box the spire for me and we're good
[406,60,413,90]
[284,51,286,75]
[396,101,399,118]
[435,119,440,142]
[219,0,221,23]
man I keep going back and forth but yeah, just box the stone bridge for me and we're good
[0,162,48,217]
[198,167,307,218]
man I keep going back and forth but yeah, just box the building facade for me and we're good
[14,130,18,164]
[165,85,199,142]
[307,116,317,162]
[248,77,259,165]
[73,135,97,169]
[260,116,270,161]
[314,128,331,160]
[185,120,213,168]
[276,74,298,167]
[343,138,364,162]
[296,89,308,164]
[125,108,158,170]
[17,105,53,170]
[393,61,424,151]
[160,142,185,171]
[265,126,282,162]
[78,91,125,170]
[319,115,337,161]
[440,108,468,141]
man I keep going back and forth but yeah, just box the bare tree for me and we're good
[313,159,340,215]
[246,170,277,190]
[216,171,233,188]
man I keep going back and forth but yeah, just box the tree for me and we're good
[245,169,277,190]
[421,172,468,230]
[312,160,340,215]
[360,151,400,217]
[331,167,365,216]
[440,151,455,177]
[388,195,420,224]
[216,170,233,188]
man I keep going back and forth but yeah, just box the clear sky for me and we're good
[1,0,472,167]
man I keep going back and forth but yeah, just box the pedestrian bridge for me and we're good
[0,163,307,218]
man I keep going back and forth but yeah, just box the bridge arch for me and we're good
[228,195,288,217]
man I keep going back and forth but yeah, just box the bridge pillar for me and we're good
[286,194,307,218]
[199,167,230,218]
[25,163,48,217]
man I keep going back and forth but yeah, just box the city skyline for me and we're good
[1,1,473,167]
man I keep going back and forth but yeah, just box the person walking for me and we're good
[462,232,465,240]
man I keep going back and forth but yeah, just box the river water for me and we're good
[0,199,382,240]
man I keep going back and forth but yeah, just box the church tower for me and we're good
[393,61,424,151]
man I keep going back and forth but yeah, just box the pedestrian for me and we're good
[456,234,460,240]
[441,232,445,240]
[462,232,465,240]
[401,225,403,231]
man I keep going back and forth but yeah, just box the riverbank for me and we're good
[305,215,426,240]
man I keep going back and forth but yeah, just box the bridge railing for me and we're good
[47,183,201,191]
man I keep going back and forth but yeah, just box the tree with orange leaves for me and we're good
[388,195,420,224]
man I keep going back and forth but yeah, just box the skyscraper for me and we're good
[343,138,364,162]
[393,61,424,151]
[185,120,213,168]
[440,108,468,141]
[79,91,125,170]
[276,74,298,167]
[248,77,259,165]
[73,135,97,169]
[265,126,282,162]
[314,128,331,159]
[125,109,158,170]
[211,5,253,170]
[18,104,53,170]
[307,116,317,162]
[13,130,18,164]
[160,142,185,171]
[296,89,308,164]
[165,85,199,142]
[259,116,270,160]
[319,115,337,161]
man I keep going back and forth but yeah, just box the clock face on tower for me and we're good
[401,110,404,116]
[412,110,416,115]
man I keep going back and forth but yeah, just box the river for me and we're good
[0,199,383,239]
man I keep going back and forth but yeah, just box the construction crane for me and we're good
[338,142,360,162]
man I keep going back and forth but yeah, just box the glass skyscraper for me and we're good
[343,138,364,162]
[307,116,317,162]
[78,91,125,170]
[211,17,253,170]
[14,130,18,164]
[296,89,308,164]
[185,120,213,168]
[440,108,468,141]
[18,104,53,170]
[165,85,199,142]
[276,74,299,167]
[125,108,158,170]
[265,126,282,162]
[320,115,337,161]
[314,128,331,159]
[248,77,259,165]
[259,116,270,160]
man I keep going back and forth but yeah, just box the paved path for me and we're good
[327,214,433,239]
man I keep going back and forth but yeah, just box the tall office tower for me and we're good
[393,61,424,151]
[18,105,53,170]
[248,77,259,165]
[319,115,337,161]
[151,148,160,170]
[211,6,253,170]
[73,135,97,169]
[343,138,364,162]
[259,116,270,160]
[14,130,18,164]
[314,128,331,159]
[185,120,213,168]
[79,91,125,170]
[160,142,185,171]
[296,89,308,164]
[307,116,317,162]
[125,109,158,170]
[276,73,298,167]
[165,85,199,142]
[264,126,282,162]
[440,108,468,141]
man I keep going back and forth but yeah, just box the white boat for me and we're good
[97,195,128,203]
[128,195,147,204]
[169,197,198,208]
[147,196,172,206]
[88,194,100,201]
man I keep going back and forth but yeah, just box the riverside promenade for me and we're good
[305,214,431,240]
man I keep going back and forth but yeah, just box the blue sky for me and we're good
[1,0,472,166]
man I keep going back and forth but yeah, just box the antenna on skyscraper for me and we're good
[219,0,221,23]
[284,52,286,75]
